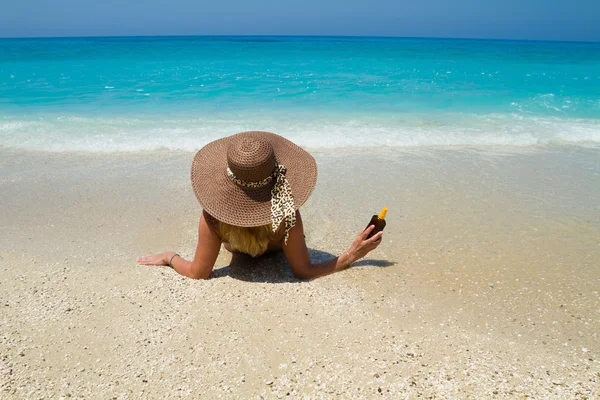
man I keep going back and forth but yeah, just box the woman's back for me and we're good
[203,210,285,256]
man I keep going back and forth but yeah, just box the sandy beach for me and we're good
[1,146,599,398]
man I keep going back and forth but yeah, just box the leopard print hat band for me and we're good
[226,163,296,243]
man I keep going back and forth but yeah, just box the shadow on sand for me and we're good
[211,248,396,283]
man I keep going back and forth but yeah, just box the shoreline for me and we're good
[2,141,600,156]
[1,146,599,398]
[2,113,600,152]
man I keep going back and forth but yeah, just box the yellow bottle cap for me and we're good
[378,207,388,219]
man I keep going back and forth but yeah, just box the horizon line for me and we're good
[0,33,598,45]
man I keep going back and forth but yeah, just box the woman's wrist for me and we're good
[340,250,356,269]
[165,251,178,266]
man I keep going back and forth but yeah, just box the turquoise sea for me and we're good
[1,36,599,151]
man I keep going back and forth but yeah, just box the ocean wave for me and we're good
[0,113,599,152]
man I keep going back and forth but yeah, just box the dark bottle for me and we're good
[366,208,387,239]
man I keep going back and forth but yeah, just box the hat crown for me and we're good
[227,134,276,184]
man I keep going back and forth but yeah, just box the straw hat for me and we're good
[191,131,318,233]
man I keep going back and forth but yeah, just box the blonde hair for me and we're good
[217,222,283,257]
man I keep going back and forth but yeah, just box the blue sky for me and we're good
[1,0,599,41]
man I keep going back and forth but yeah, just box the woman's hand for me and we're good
[345,225,383,265]
[137,251,176,266]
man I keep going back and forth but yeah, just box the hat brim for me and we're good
[191,131,318,227]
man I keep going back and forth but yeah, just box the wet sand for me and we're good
[1,146,599,398]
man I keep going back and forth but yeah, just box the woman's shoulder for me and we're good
[202,210,221,234]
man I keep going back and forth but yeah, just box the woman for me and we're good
[137,131,383,279]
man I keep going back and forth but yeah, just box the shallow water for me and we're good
[1,36,600,151]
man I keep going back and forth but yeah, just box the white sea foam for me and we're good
[0,113,599,153]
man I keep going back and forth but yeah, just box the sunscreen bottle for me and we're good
[366,207,387,239]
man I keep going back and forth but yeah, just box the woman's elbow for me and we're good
[291,265,317,280]
[190,274,210,280]
[188,267,212,280]
[292,271,310,280]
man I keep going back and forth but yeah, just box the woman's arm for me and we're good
[282,211,383,280]
[137,212,222,279]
